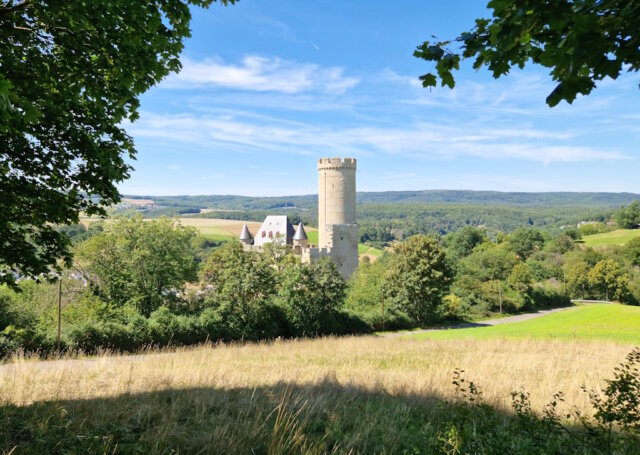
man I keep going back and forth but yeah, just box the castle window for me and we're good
[340,236,343,240]
[269,231,273,238]
[262,231,266,238]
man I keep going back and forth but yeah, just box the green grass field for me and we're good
[407,304,640,344]
[582,229,640,247]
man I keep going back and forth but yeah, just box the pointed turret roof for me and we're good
[239,223,252,241]
[293,222,308,241]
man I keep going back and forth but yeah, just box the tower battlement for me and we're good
[318,157,357,170]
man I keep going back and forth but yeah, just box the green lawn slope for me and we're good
[408,304,640,344]
[583,229,640,247]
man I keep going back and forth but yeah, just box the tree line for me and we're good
[2,212,639,356]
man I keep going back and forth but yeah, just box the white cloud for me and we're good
[382,68,423,88]
[126,111,627,164]
[163,56,359,94]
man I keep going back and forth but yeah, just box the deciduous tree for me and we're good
[277,258,346,336]
[444,226,488,259]
[565,261,591,299]
[200,241,277,334]
[415,0,640,106]
[385,235,453,323]
[588,259,627,301]
[75,217,198,316]
[507,228,545,259]
[616,201,640,229]
[1,0,234,287]
[625,237,640,267]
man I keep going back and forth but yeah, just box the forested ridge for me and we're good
[119,191,637,244]
[126,190,640,211]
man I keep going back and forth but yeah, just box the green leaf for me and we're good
[419,73,437,87]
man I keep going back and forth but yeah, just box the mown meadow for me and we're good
[408,303,640,343]
[583,228,640,248]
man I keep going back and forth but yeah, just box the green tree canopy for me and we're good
[624,237,640,267]
[75,217,198,316]
[414,0,640,106]
[588,259,627,301]
[566,261,591,299]
[200,241,277,335]
[0,0,233,287]
[346,255,389,310]
[507,228,545,259]
[444,226,488,259]
[277,258,346,336]
[385,235,453,323]
[508,262,532,294]
[459,243,518,282]
[615,201,640,229]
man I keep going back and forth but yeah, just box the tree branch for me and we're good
[0,0,31,17]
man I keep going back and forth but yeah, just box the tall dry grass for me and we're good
[2,336,637,453]
[1,335,631,413]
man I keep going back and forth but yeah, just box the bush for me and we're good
[0,334,18,359]
[530,284,571,309]
[148,307,205,346]
[70,321,138,353]
[441,349,640,454]
[347,307,415,332]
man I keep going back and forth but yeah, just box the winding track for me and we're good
[382,306,572,337]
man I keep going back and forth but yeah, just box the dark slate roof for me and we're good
[293,222,308,240]
[239,223,252,240]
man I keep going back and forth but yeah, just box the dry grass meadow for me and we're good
[1,335,636,453]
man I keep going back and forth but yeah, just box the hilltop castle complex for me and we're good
[239,157,359,280]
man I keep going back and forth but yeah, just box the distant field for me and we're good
[177,218,263,240]
[407,304,640,344]
[582,228,640,247]
[121,197,154,206]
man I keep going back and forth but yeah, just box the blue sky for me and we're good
[120,0,640,196]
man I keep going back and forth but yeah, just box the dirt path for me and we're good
[382,306,572,337]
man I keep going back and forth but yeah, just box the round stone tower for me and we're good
[318,157,357,248]
[318,157,358,280]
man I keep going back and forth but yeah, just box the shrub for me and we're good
[148,307,205,346]
[277,258,346,337]
[443,349,640,454]
[530,284,571,309]
[385,235,453,324]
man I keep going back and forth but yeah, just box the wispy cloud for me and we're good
[126,111,627,164]
[162,56,359,94]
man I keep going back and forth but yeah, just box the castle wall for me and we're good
[326,224,359,280]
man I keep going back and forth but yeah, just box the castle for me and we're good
[239,157,359,280]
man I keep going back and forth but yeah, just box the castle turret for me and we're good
[293,221,308,249]
[317,157,358,280]
[239,223,252,246]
